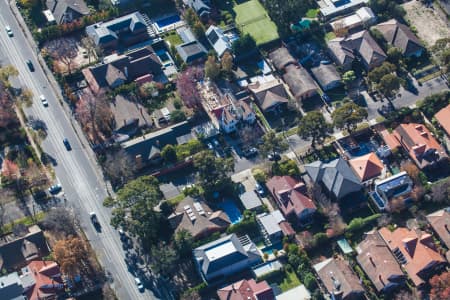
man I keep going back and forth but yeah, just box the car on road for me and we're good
[242,147,258,158]
[48,184,62,194]
[5,26,13,37]
[40,95,48,107]
[26,60,34,72]
[255,182,265,196]
[134,277,144,292]
[268,152,281,161]
[63,138,72,151]
[90,212,101,230]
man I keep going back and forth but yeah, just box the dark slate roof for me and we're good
[176,40,207,63]
[188,0,211,17]
[121,121,192,161]
[283,65,317,99]
[47,0,90,24]
[247,79,289,111]
[305,158,362,199]
[343,31,386,68]
[310,64,342,89]
[269,47,296,70]
[374,19,423,56]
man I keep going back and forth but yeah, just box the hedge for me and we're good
[346,214,381,233]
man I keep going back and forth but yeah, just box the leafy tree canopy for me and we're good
[297,111,332,147]
[331,102,368,133]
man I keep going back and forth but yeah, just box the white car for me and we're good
[134,277,144,291]
[5,26,13,37]
[40,95,48,107]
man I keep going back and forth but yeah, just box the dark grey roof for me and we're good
[47,0,90,24]
[0,272,25,300]
[283,65,318,100]
[305,158,361,199]
[188,0,211,17]
[121,121,192,162]
[374,19,423,56]
[176,40,207,63]
[311,64,342,89]
[269,47,296,70]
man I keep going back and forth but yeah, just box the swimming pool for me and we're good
[218,200,242,224]
[261,242,283,255]
[155,15,181,29]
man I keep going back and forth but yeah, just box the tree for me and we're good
[431,178,450,204]
[192,21,205,39]
[204,56,220,80]
[174,229,194,258]
[401,161,420,184]
[193,150,234,196]
[80,36,97,63]
[75,91,113,144]
[297,111,332,148]
[387,47,403,64]
[103,149,136,188]
[221,52,233,73]
[331,102,368,133]
[40,207,78,237]
[303,272,317,290]
[109,176,165,250]
[378,73,402,98]
[150,242,179,276]
[139,82,159,98]
[54,237,91,279]
[258,130,288,158]
[17,0,39,8]
[342,70,356,88]
[0,65,18,84]
[232,34,257,56]
[170,109,186,123]
[161,144,177,163]
[368,62,396,85]
[176,66,204,109]
[430,271,450,300]
[46,38,78,74]
[239,125,259,146]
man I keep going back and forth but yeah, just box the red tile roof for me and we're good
[349,152,384,181]
[427,209,450,251]
[435,104,450,136]
[375,123,401,150]
[217,279,275,300]
[378,227,446,286]
[266,176,316,219]
[25,260,63,300]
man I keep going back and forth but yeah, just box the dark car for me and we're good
[63,138,72,151]
[48,184,62,194]
[26,60,34,72]
[242,147,258,158]
[90,212,101,230]
[268,152,281,161]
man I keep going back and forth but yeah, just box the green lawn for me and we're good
[305,8,319,18]
[164,31,183,47]
[233,0,279,46]
[325,31,336,41]
[267,270,301,292]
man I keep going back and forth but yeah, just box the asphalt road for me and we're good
[0,2,158,299]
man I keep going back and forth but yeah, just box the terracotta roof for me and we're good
[393,123,448,169]
[374,123,401,150]
[378,227,446,286]
[24,260,63,300]
[266,176,316,219]
[435,104,450,137]
[349,152,384,181]
[356,231,406,292]
[217,278,275,300]
[427,208,450,250]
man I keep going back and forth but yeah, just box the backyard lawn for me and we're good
[233,0,279,46]
[267,270,301,292]
[163,31,183,47]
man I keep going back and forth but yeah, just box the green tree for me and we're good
[331,102,368,133]
[303,272,317,290]
[0,65,18,84]
[221,52,233,73]
[192,21,205,39]
[161,144,177,163]
[170,109,186,123]
[258,130,289,158]
[204,55,220,80]
[193,150,234,196]
[174,229,194,258]
[387,47,403,64]
[150,242,179,276]
[109,176,165,250]
[342,70,356,85]
[232,34,257,56]
[367,62,396,85]
[378,73,402,98]
[297,111,332,148]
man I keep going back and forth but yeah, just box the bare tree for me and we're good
[46,38,78,74]
[239,125,259,147]
[40,207,78,238]
[377,213,392,227]
[80,36,97,63]
[103,149,136,188]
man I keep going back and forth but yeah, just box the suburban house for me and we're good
[348,152,384,182]
[373,19,424,57]
[378,227,447,287]
[256,210,295,243]
[186,0,211,20]
[193,234,262,282]
[205,26,233,58]
[370,171,413,211]
[313,257,365,300]
[327,30,387,71]
[310,63,342,91]
[0,225,49,272]
[434,103,450,137]
[45,0,90,24]
[356,230,406,294]
[86,12,149,49]
[176,40,207,63]
[82,47,164,94]
[217,278,275,300]
[0,272,26,300]
[319,0,369,21]
[247,79,289,113]
[252,260,283,280]
[121,121,193,168]
[167,196,231,239]
[239,190,264,212]
[305,158,362,200]
[392,123,448,169]
[426,208,450,261]
[330,7,376,32]
[283,64,318,102]
[268,47,296,71]
[266,176,316,224]
[21,260,64,300]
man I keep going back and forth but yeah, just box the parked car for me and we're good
[255,182,265,196]
[268,152,281,161]
[48,184,62,194]
[40,95,48,107]
[63,138,72,151]
[90,212,101,230]
[26,60,34,71]
[134,277,144,292]
[212,139,220,147]
[5,26,13,37]
[207,142,213,150]
[242,147,258,158]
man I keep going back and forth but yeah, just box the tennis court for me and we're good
[233,0,279,46]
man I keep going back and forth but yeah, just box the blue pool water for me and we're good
[261,242,283,255]
[156,15,181,28]
[218,200,242,224]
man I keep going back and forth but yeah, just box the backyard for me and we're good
[233,0,279,46]
[266,269,301,292]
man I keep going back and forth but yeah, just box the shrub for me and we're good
[313,232,328,247]
[303,272,317,290]
[252,168,267,183]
